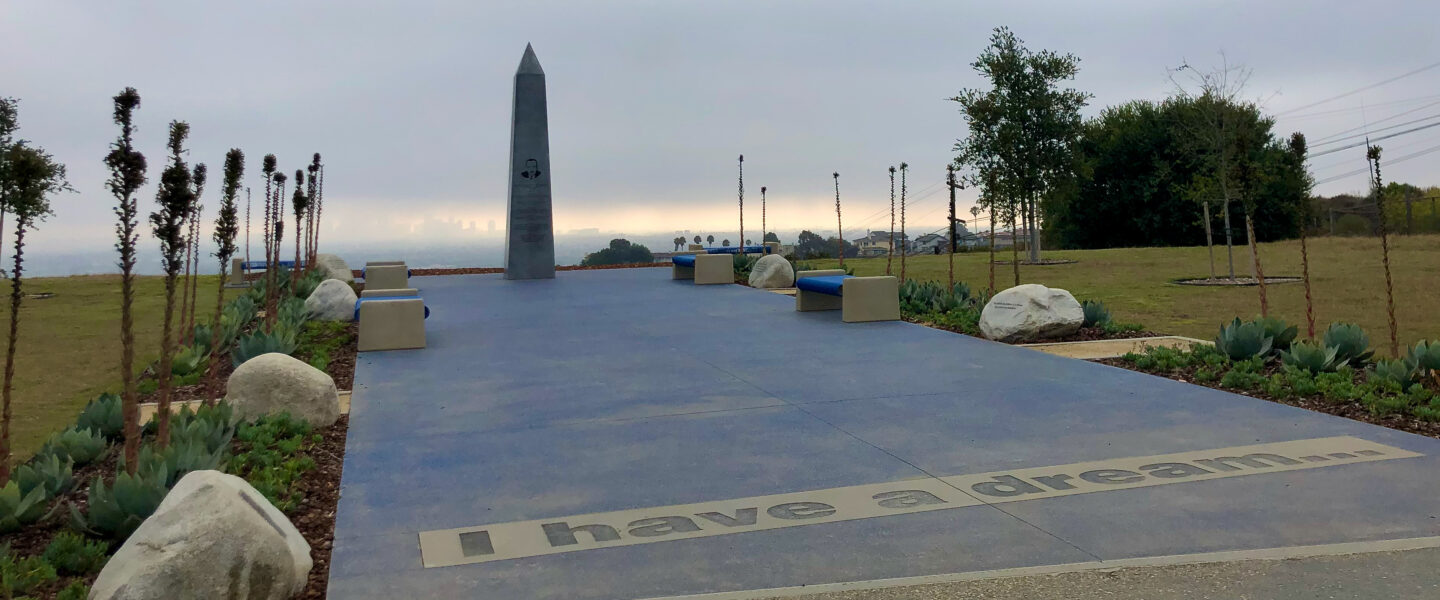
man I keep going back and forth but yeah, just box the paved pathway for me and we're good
[327,268,1440,599]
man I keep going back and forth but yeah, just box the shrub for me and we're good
[1215,318,1273,361]
[42,531,109,576]
[228,413,316,513]
[1081,300,1111,327]
[56,580,89,600]
[232,329,298,367]
[13,453,74,500]
[294,268,325,299]
[1280,340,1342,374]
[0,481,48,534]
[1323,322,1374,366]
[39,427,108,467]
[72,470,168,541]
[0,552,57,597]
[75,393,123,441]
[1219,358,1266,390]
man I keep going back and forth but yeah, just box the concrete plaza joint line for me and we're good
[328,268,1440,600]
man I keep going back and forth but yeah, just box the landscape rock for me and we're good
[979,284,1084,343]
[747,254,795,289]
[315,253,354,284]
[226,353,340,426]
[90,470,312,600]
[305,278,357,322]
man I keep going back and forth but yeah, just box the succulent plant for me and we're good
[40,426,109,467]
[119,438,227,488]
[1255,316,1298,351]
[1215,318,1274,361]
[169,344,209,377]
[1408,340,1440,374]
[13,453,75,500]
[1281,340,1342,374]
[71,470,168,541]
[294,267,325,300]
[1082,300,1112,327]
[277,296,310,329]
[75,393,124,441]
[43,531,110,576]
[232,328,298,367]
[1323,322,1374,366]
[169,403,235,454]
[1369,357,1420,391]
[0,480,50,533]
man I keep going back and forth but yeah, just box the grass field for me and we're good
[808,234,1439,348]
[0,274,233,458]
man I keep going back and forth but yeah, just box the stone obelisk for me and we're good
[504,43,556,280]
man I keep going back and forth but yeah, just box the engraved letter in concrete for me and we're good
[505,43,556,280]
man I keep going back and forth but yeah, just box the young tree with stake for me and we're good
[206,150,243,402]
[149,122,198,447]
[104,88,148,473]
[0,136,66,483]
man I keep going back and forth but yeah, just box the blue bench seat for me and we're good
[701,245,772,255]
[354,296,431,321]
[672,254,697,267]
[794,275,851,296]
[243,260,301,271]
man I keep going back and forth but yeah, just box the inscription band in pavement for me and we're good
[419,436,1419,567]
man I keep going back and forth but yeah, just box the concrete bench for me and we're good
[355,294,429,352]
[794,270,900,323]
[672,253,734,285]
[363,264,410,291]
[699,243,779,256]
[241,259,302,275]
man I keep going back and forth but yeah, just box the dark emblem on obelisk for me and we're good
[504,43,556,280]
[520,158,541,180]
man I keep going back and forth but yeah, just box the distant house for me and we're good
[854,230,906,258]
[912,233,947,254]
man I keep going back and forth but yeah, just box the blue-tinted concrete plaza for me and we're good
[327,267,1440,599]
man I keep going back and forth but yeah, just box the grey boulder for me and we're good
[315,253,354,284]
[90,470,312,600]
[305,278,357,322]
[747,254,795,289]
[226,352,340,426]
[979,284,1084,343]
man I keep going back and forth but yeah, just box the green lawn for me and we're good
[0,274,235,458]
[807,234,1440,348]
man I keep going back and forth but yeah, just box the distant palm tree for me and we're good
[722,239,730,247]
[706,234,714,246]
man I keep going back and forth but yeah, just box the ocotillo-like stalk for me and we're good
[761,186,767,249]
[1369,144,1399,357]
[738,155,744,258]
[900,163,908,281]
[833,172,843,266]
[947,165,957,288]
[887,166,896,275]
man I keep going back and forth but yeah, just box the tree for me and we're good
[672,237,682,251]
[949,27,1089,264]
[206,149,243,402]
[706,234,714,246]
[795,230,828,259]
[291,169,308,289]
[763,232,779,243]
[260,155,276,324]
[104,88,148,474]
[1369,145,1398,357]
[0,139,65,483]
[1170,56,1253,280]
[693,235,701,245]
[580,239,654,266]
[149,121,197,447]
[721,239,730,247]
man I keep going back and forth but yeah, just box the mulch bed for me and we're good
[1095,357,1440,441]
[1174,276,1302,286]
[1038,327,1166,343]
[295,416,348,600]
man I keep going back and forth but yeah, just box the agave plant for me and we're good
[1409,340,1440,375]
[1215,318,1274,361]
[71,470,168,540]
[294,267,325,300]
[0,480,49,533]
[232,328,298,367]
[1255,316,1298,351]
[277,296,310,330]
[1280,340,1342,374]
[1082,300,1112,327]
[1323,322,1374,366]
[13,453,74,499]
[1369,357,1419,391]
[225,294,258,326]
[169,344,209,377]
[168,403,235,454]
[75,393,124,441]
[39,426,108,467]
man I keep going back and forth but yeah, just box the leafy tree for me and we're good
[206,149,243,401]
[763,232,779,243]
[693,235,701,245]
[104,88,147,473]
[580,239,654,266]
[950,27,1089,264]
[672,236,683,251]
[720,239,729,246]
[291,169,308,289]
[0,139,65,483]
[148,121,197,447]
[706,234,714,246]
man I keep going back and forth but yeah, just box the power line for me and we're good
[1310,112,1440,147]
[1307,121,1440,158]
[1310,99,1440,143]
[1276,60,1440,116]
[1279,94,1440,120]
[1314,141,1440,185]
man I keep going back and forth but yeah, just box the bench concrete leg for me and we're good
[672,264,695,280]
[796,289,843,311]
[694,254,733,285]
[361,288,417,298]
[358,299,427,351]
[842,276,900,322]
[365,264,409,291]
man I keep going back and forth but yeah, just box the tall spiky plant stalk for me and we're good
[206,149,242,403]
[947,165,958,288]
[899,163,909,282]
[292,169,307,289]
[148,121,196,449]
[104,88,147,474]
[0,140,65,483]
[306,153,320,267]
[887,166,896,275]
[182,164,206,343]
[760,186,767,248]
[1368,144,1398,357]
[261,155,275,302]
[987,205,996,293]
[737,155,744,257]
[244,186,251,269]
[833,172,843,266]
[313,163,324,258]
[1290,133,1316,338]
[269,172,286,329]
[0,98,14,281]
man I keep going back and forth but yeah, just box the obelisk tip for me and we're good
[517,43,544,76]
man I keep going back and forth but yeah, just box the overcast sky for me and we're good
[4,0,1439,256]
